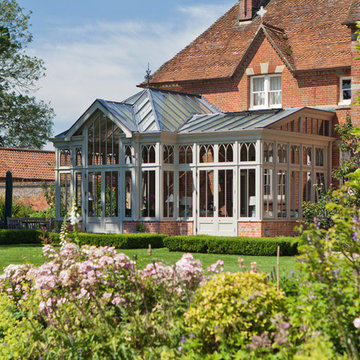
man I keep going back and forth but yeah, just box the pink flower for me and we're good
[354,317,360,329]
[207,260,224,274]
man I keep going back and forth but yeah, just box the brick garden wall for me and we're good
[123,221,194,236]
[0,180,53,211]
[238,221,298,237]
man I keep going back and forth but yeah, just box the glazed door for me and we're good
[197,169,236,236]
[85,171,122,233]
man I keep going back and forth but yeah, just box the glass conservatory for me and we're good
[53,88,335,236]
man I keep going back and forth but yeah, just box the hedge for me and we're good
[0,230,167,249]
[164,235,299,256]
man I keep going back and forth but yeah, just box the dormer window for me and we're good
[339,77,351,105]
[250,75,282,109]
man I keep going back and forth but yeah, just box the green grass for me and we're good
[0,245,297,276]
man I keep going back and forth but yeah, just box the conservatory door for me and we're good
[85,171,121,233]
[197,169,236,236]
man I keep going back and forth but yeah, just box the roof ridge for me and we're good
[0,147,55,153]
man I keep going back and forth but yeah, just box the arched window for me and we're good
[291,146,300,164]
[60,149,71,167]
[219,143,234,162]
[277,144,287,163]
[263,143,273,163]
[179,145,193,164]
[199,144,214,163]
[163,145,174,164]
[124,145,134,164]
[240,143,256,162]
[303,147,312,166]
[142,145,156,163]
[316,148,324,167]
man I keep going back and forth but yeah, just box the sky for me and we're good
[15,0,234,149]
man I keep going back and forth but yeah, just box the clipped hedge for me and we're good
[164,235,299,256]
[0,230,167,249]
[0,230,42,245]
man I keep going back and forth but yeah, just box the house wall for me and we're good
[123,221,193,236]
[0,180,53,211]
[158,37,351,127]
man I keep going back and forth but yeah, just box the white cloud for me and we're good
[30,3,232,149]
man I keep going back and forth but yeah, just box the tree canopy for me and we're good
[0,0,54,149]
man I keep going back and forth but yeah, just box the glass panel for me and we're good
[105,172,118,217]
[240,144,248,161]
[219,144,233,162]
[316,148,324,167]
[218,170,233,217]
[76,148,82,166]
[270,76,281,90]
[302,171,312,202]
[342,79,351,100]
[163,145,174,164]
[199,145,214,163]
[163,171,174,218]
[88,172,102,217]
[248,143,256,161]
[60,173,71,217]
[179,171,193,217]
[253,77,264,91]
[253,92,265,106]
[125,171,132,217]
[142,145,156,163]
[264,143,273,163]
[199,170,214,217]
[141,170,156,217]
[290,171,300,218]
[291,146,300,164]
[240,169,256,217]
[125,146,133,164]
[263,169,273,218]
[303,147,312,165]
[60,149,71,167]
[75,173,82,214]
[277,170,286,218]
[277,145,287,163]
[315,173,326,202]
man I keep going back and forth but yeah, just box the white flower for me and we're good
[354,317,360,329]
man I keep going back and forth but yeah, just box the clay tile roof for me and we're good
[0,147,55,181]
[147,0,352,85]
[343,0,360,24]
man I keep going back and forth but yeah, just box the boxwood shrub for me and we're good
[0,230,167,249]
[164,235,299,256]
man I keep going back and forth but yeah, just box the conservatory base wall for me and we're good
[237,221,298,237]
[123,221,194,236]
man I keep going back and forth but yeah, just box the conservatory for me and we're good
[52,88,335,237]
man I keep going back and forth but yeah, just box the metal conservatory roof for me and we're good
[55,88,336,139]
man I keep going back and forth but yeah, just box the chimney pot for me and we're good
[238,0,262,22]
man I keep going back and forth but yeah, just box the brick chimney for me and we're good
[238,0,262,22]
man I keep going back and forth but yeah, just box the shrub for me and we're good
[0,229,42,244]
[164,235,299,256]
[184,272,284,353]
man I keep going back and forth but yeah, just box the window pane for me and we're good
[75,173,82,214]
[163,171,174,218]
[199,170,214,217]
[125,171,132,217]
[60,149,71,167]
[277,170,286,218]
[240,169,256,217]
[263,169,273,218]
[199,145,214,163]
[270,76,281,90]
[142,171,156,217]
[60,173,71,217]
[303,171,312,202]
[88,172,102,217]
[218,170,233,217]
[179,171,193,217]
[105,172,118,217]
[253,77,264,91]
[253,92,265,106]
[290,171,300,218]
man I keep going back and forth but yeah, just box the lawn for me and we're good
[0,244,297,276]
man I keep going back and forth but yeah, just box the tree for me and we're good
[0,0,54,149]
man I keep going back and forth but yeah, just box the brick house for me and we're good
[52,0,359,236]
[0,147,55,211]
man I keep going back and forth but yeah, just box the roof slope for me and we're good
[343,0,360,24]
[0,147,55,181]
[148,0,352,84]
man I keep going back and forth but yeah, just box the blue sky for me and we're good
[15,0,234,148]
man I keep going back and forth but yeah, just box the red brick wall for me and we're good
[123,221,194,236]
[351,27,360,126]
[238,221,298,237]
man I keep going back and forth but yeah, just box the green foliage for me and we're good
[184,272,284,354]
[0,229,42,244]
[55,231,167,249]
[0,0,54,148]
[165,235,299,256]
[4,171,12,224]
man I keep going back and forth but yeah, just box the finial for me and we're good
[257,6,267,23]
[145,63,152,88]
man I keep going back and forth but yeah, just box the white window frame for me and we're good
[339,77,351,105]
[250,74,282,109]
